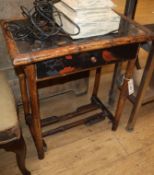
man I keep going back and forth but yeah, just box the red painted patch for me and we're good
[102,50,117,62]
[65,55,73,60]
[59,67,75,74]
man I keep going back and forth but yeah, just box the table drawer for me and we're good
[37,43,139,79]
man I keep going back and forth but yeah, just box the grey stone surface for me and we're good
[0,0,33,19]
[4,68,17,80]
[0,28,12,68]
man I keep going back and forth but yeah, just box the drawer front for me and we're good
[37,43,139,79]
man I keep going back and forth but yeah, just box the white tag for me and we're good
[128,79,134,95]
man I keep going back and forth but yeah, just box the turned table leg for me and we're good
[92,67,102,97]
[18,70,31,124]
[108,63,122,106]
[112,59,137,131]
[25,64,44,159]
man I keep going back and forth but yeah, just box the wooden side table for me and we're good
[1,12,154,159]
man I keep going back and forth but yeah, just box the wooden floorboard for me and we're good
[0,71,154,175]
[114,0,154,24]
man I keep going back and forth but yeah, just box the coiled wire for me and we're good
[7,0,80,41]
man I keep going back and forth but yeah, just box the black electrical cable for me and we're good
[6,0,80,41]
[6,0,118,41]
